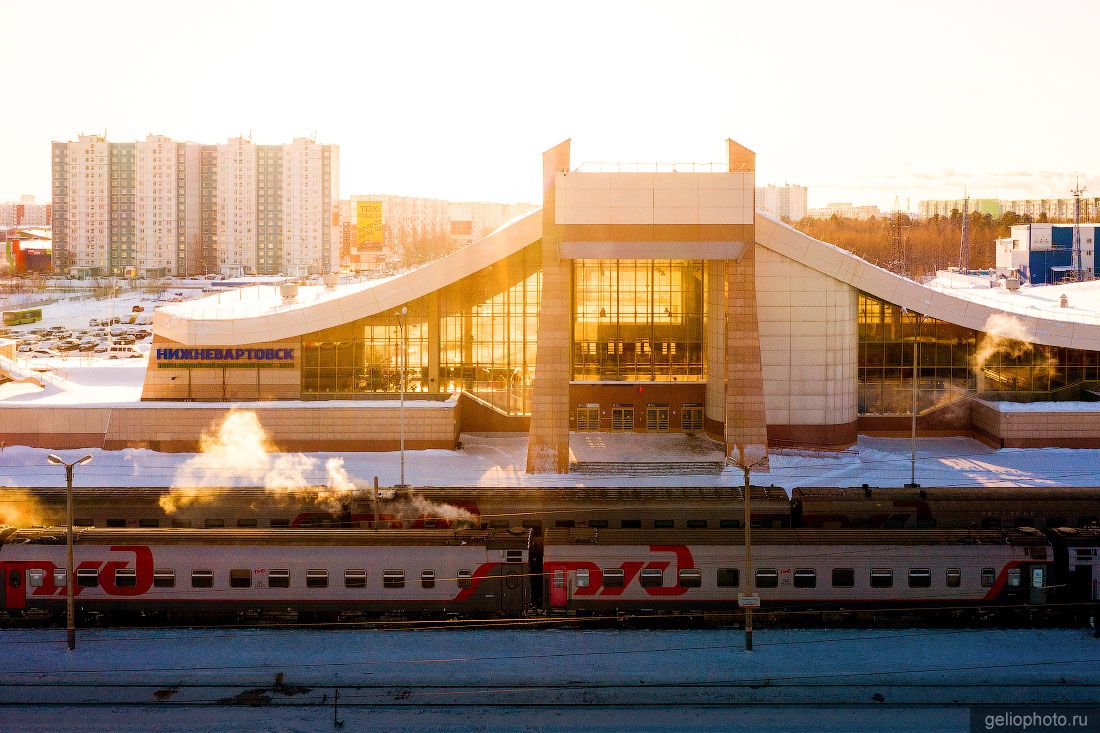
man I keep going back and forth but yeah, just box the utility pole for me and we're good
[901,308,925,487]
[1071,179,1087,279]
[395,306,408,488]
[959,193,970,273]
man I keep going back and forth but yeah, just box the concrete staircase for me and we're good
[570,460,725,476]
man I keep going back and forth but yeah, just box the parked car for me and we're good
[27,347,61,359]
[77,342,98,352]
[132,305,144,313]
[105,345,142,359]
[89,318,101,326]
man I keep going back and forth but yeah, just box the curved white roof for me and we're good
[155,207,1100,352]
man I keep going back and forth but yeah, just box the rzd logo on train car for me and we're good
[546,545,695,597]
[25,546,153,597]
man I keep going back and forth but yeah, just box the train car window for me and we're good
[687,519,708,529]
[77,568,99,588]
[588,520,609,529]
[1031,566,1045,589]
[421,570,435,589]
[269,518,291,528]
[717,568,739,587]
[106,518,126,528]
[678,569,702,588]
[749,519,764,529]
[229,569,252,589]
[869,569,893,588]
[236,518,258,528]
[457,569,472,588]
[306,570,329,589]
[345,569,367,589]
[75,518,94,527]
[191,570,214,589]
[27,569,44,587]
[946,568,961,588]
[603,568,625,588]
[907,569,931,588]
[383,570,405,589]
[755,569,778,589]
[115,569,137,588]
[793,569,816,588]
[620,519,642,529]
[138,518,159,528]
[171,519,192,528]
[575,569,590,588]
[654,520,674,529]
[554,520,576,529]
[831,568,855,587]
[204,518,225,529]
[8,570,19,588]
[153,569,175,588]
[719,519,741,529]
[53,569,67,587]
[1006,568,1022,587]
[915,518,937,529]
[639,568,664,588]
[980,567,995,587]
[268,569,290,588]
[505,550,524,564]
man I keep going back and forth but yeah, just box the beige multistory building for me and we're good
[0,196,51,227]
[755,183,807,221]
[51,134,338,277]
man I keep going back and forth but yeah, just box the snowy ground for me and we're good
[2,627,1098,731]
[3,433,1100,491]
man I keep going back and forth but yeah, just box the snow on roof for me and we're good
[926,270,1100,326]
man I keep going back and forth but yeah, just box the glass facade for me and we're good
[859,291,1100,415]
[300,243,540,415]
[572,259,706,382]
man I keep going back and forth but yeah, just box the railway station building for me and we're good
[135,139,1100,471]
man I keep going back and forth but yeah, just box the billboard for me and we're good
[356,201,384,244]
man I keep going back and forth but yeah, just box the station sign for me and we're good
[154,347,296,369]
[737,594,761,608]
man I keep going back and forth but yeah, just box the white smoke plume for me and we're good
[160,410,475,526]
[0,489,55,527]
[972,313,1057,391]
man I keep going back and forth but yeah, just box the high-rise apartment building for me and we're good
[755,183,808,221]
[52,134,338,277]
[0,196,52,227]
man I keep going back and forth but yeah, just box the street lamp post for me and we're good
[395,306,408,488]
[901,308,926,488]
[732,454,769,651]
[46,453,93,651]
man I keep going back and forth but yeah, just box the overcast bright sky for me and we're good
[3,0,1097,210]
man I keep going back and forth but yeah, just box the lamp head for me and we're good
[47,454,63,465]
[77,455,93,466]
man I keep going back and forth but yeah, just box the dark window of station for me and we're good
[268,569,290,588]
[114,569,137,588]
[907,568,931,588]
[980,517,1002,529]
[654,519,674,529]
[717,568,739,587]
[138,518,159,528]
[554,520,576,529]
[603,568,625,588]
[457,569,472,588]
[269,518,291,528]
[870,568,893,588]
[421,570,435,589]
[191,570,214,589]
[76,568,99,588]
[620,519,642,529]
[229,569,252,588]
[754,569,779,589]
[719,519,741,529]
[1045,517,1067,529]
[793,569,817,588]
[306,569,329,588]
[383,570,405,589]
[639,568,664,588]
[204,518,225,529]
[831,568,855,588]
[588,519,609,529]
[1012,517,1036,529]
[980,567,995,587]
[344,569,367,588]
[153,569,175,588]
[678,569,702,588]
[946,568,961,588]
[106,518,126,528]
[686,519,708,529]
[236,518,258,528]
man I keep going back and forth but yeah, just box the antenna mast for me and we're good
[1071,179,1086,279]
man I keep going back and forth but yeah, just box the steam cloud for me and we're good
[972,313,1057,391]
[0,489,55,528]
[159,410,474,526]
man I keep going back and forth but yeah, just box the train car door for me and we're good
[499,564,525,612]
[549,568,567,609]
[3,563,27,611]
[1029,565,1049,606]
